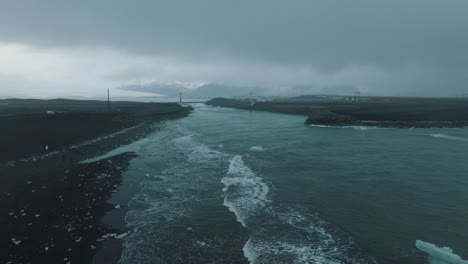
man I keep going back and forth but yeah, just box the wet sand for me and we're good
[0,99,192,263]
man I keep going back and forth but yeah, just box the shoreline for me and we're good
[0,99,192,263]
[206,97,468,128]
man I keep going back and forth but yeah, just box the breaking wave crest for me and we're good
[222,155,270,227]
[242,207,374,264]
[429,134,468,142]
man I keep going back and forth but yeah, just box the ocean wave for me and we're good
[172,132,226,163]
[120,122,243,263]
[243,208,374,264]
[309,124,380,130]
[429,134,468,142]
[222,155,270,227]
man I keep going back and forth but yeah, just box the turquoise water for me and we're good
[113,104,468,263]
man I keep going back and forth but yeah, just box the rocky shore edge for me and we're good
[206,97,468,128]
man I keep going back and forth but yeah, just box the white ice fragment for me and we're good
[186,227,193,231]
[416,240,468,264]
[114,204,121,209]
[196,241,206,247]
[114,233,128,239]
[11,238,22,245]
[35,214,40,217]
[45,246,48,251]
[249,146,264,151]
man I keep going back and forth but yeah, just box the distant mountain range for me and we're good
[117,82,362,98]
[117,82,269,98]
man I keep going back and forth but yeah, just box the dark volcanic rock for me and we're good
[207,97,468,128]
[304,111,360,126]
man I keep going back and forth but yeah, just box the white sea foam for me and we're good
[309,124,378,130]
[172,133,225,163]
[222,155,269,227]
[243,238,343,264]
[120,123,235,263]
[242,208,372,264]
[429,134,468,142]
[416,240,468,264]
[249,146,265,151]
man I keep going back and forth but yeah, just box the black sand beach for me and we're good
[0,99,192,263]
[206,96,468,128]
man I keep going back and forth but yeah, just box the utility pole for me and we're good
[354,91,361,102]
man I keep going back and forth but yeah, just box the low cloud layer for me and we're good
[1,0,467,98]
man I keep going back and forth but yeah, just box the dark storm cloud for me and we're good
[1,0,468,96]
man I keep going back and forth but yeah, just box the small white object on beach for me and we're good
[35,214,40,217]
[186,227,193,231]
[114,232,128,239]
[195,241,206,247]
[114,204,121,209]
[45,246,49,251]
[11,238,22,245]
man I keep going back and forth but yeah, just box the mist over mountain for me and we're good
[2,1,468,98]
[118,82,365,98]
[118,82,266,98]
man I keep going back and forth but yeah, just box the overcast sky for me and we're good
[1,0,468,98]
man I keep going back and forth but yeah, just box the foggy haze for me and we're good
[1,0,468,98]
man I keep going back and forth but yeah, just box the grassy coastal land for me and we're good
[206,96,468,128]
[0,99,192,263]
